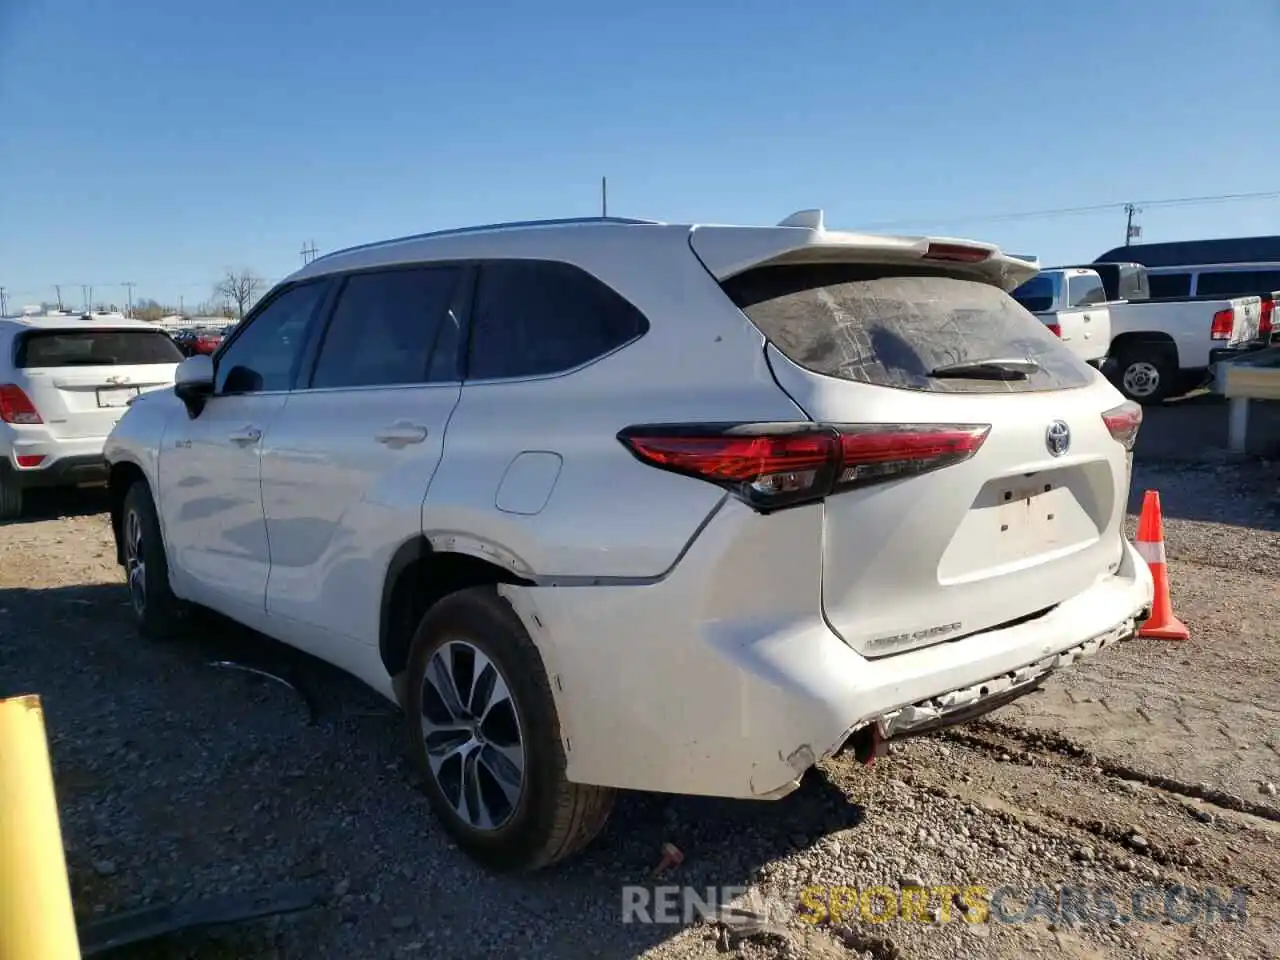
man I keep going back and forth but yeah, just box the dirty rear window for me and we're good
[722,263,1095,394]
[16,329,185,368]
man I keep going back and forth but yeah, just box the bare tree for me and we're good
[213,268,264,320]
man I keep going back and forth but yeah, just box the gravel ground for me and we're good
[2,412,1278,960]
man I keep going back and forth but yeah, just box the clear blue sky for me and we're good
[2,0,1278,311]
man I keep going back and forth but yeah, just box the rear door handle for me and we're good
[375,421,429,446]
[229,426,262,445]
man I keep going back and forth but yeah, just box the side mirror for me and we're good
[174,354,214,417]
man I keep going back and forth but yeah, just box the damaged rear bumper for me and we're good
[498,506,1154,803]
[870,614,1134,742]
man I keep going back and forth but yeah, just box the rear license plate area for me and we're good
[997,481,1059,541]
[96,386,140,408]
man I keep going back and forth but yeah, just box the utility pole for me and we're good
[300,241,318,265]
[601,177,608,217]
[1124,203,1142,246]
[54,285,64,310]
[81,286,88,312]
[122,281,136,317]
[88,286,95,312]
[0,287,7,318]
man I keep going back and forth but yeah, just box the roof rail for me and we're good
[312,216,664,264]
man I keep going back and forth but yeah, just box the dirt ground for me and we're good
[1,397,1278,960]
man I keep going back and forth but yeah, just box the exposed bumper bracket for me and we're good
[867,615,1136,742]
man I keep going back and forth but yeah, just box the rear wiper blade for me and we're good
[929,357,1040,380]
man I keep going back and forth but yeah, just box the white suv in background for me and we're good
[104,211,1154,871]
[0,316,184,519]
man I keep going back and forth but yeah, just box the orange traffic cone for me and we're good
[1135,490,1189,641]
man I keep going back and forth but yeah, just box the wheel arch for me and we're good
[1110,331,1179,368]
[107,458,150,566]
[379,536,536,704]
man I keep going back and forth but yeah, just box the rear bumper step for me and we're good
[853,613,1136,744]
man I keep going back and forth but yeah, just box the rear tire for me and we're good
[404,586,614,871]
[1112,344,1178,405]
[121,481,186,639]
[0,470,23,522]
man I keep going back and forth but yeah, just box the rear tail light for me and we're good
[1210,308,1234,341]
[0,384,42,424]
[1259,299,1274,338]
[617,422,991,512]
[1045,322,1062,338]
[15,454,46,468]
[922,242,992,263]
[1101,401,1142,451]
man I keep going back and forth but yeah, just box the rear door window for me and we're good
[1011,274,1059,313]
[15,329,185,367]
[1067,273,1107,307]
[1147,272,1191,298]
[722,263,1094,394]
[308,266,464,389]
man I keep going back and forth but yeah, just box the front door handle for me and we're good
[375,421,429,446]
[229,426,262,445]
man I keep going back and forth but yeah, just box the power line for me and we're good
[856,188,1280,232]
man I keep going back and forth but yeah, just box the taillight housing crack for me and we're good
[617,421,991,513]
[1101,401,1142,451]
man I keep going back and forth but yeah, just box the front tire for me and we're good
[404,586,614,871]
[121,482,186,638]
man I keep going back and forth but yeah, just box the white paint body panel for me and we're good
[1108,296,1262,369]
[104,215,1153,801]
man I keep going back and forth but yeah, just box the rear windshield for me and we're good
[1011,274,1059,313]
[15,329,185,368]
[722,263,1095,394]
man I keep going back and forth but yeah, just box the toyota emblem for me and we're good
[1045,420,1071,457]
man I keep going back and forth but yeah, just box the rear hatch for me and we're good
[14,326,183,438]
[691,230,1135,658]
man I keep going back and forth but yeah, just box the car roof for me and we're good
[0,316,165,334]
[287,211,1033,291]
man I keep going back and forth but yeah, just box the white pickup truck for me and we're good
[1012,264,1263,404]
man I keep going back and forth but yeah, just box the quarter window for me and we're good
[467,260,648,380]
[215,281,329,394]
[309,267,464,389]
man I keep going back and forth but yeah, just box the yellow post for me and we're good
[0,695,82,960]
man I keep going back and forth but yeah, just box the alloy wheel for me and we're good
[420,639,526,831]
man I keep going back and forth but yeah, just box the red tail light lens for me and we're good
[1101,401,1142,451]
[0,384,42,424]
[617,422,990,512]
[1045,322,1062,338]
[15,454,46,468]
[922,242,992,263]
[1259,299,1273,338]
[1210,308,1234,341]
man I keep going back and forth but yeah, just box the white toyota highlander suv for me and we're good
[105,210,1154,871]
[1,315,183,519]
